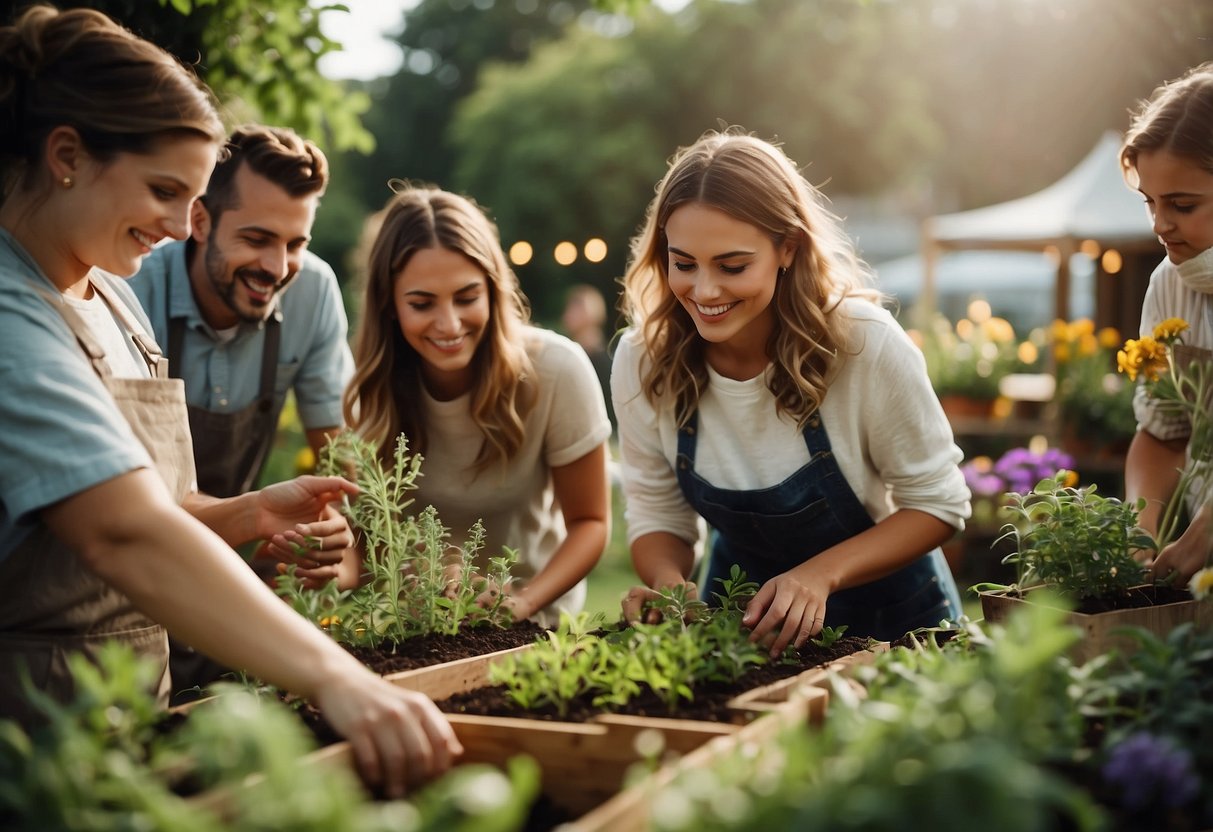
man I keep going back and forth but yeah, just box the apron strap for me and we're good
[89,274,164,379]
[32,282,112,380]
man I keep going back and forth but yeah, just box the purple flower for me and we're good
[1101,732,1200,811]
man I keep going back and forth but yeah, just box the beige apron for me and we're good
[0,275,196,725]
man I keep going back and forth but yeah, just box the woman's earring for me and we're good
[777,266,787,279]
[61,176,73,189]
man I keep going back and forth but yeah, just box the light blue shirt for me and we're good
[127,242,353,429]
[0,229,153,563]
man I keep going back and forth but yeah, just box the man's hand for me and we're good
[255,476,358,569]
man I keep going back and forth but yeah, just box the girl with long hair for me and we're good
[615,130,969,654]
[343,184,611,623]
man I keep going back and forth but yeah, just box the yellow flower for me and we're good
[1097,327,1121,349]
[1190,567,1213,601]
[982,317,1015,343]
[1153,317,1189,342]
[1062,470,1079,488]
[1050,319,1070,342]
[1055,343,1072,363]
[295,446,316,474]
[319,615,341,628]
[1068,318,1095,340]
[1118,336,1168,382]
[1078,332,1098,357]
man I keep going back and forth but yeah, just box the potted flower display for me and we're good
[1051,318,1136,459]
[908,310,1023,423]
[977,472,1211,664]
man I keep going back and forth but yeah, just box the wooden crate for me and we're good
[980,587,1212,665]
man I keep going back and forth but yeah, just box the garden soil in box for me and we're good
[342,620,545,675]
[436,635,869,723]
[980,585,1211,665]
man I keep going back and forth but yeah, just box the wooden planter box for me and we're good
[186,682,828,825]
[979,587,1212,665]
[186,645,877,826]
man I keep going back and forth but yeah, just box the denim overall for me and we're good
[676,410,962,642]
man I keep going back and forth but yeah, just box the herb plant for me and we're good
[649,602,1106,832]
[276,431,518,647]
[0,644,540,832]
[489,570,786,716]
[995,473,1155,599]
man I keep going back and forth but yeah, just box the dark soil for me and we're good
[1072,585,1194,615]
[342,620,545,675]
[434,635,871,723]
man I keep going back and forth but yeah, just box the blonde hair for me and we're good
[0,5,224,197]
[1121,62,1213,180]
[620,129,879,428]
[344,184,535,471]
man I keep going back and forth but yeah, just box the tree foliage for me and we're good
[41,0,373,154]
[441,0,1212,322]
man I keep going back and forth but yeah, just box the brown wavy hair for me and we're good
[620,129,880,428]
[344,183,535,470]
[1121,62,1213,181]
[202,124,328,223]
[0,4,224,199]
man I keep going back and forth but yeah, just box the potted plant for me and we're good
[908,310,1023,422]
[1051,318,1136,459]
[977,473,1211,663]
[953,445,1076,583]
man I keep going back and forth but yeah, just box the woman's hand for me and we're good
[743,564,830,658]
[1148,502,1211,585]
[621,580,698,625]
[312,669,462,798]
[474,575,534,621]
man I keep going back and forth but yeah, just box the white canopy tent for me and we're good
[921,131,1159,323]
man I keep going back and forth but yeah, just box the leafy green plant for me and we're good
[649,601,1108,832]
[811,624,848,648]
[277,431,519,647]
[711,563,760,613]
[0,644,540,832]
[490,574,780,716]
[995,473,1155,599]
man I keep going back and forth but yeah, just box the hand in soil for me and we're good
[312,669,463,798]
[743,567,828,658]
[621,581,699,625]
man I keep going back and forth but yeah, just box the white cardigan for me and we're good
[611,297,971,547]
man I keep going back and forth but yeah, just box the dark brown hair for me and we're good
[0,4,224,196]
[201,124,328,223]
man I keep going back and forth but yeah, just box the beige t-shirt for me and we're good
[412,326,611,618]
